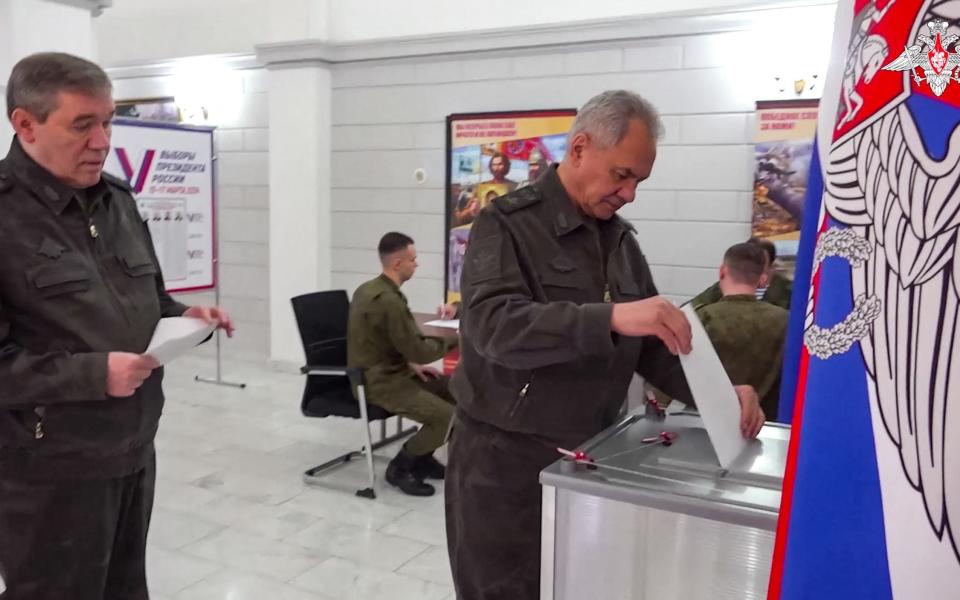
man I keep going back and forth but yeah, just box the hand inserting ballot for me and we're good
[610,296,693,356]
[734,385,765,439]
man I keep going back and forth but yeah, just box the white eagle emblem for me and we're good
[815,0,960,563]
[884,18,960,96]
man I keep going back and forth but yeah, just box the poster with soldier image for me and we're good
[752,99,819,277]
[445,109,576,303]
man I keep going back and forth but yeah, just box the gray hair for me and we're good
[6,52,112,122]
[568,90,664,149]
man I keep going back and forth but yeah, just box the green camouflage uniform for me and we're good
[696,294,789,417]
[347,275,459,455]
[688,271,793,311]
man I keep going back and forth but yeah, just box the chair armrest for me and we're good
[301,365,365,387]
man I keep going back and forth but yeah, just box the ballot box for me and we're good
[539,412,788,600]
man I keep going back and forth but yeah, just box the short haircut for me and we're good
[378,232,414,260]
[6,52,112,122]
[568,89,664,149]
[723,242,767,286]
[748,236,777,265]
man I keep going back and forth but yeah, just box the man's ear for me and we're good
[718,264,727,282]
[10,107,40,143]
[568,132,589,166]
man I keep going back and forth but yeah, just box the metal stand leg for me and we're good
[194,330,246,388]
[355,385,377,499]
[194,258,246,389]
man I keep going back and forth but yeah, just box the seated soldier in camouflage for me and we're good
[687,237,792,310]
[696,242,789,417]
[347,232,459,496]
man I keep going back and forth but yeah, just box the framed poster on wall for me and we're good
[444,109,577,304]
[103,119,216,293]
[115,97,182,123]
[752,99,819,276]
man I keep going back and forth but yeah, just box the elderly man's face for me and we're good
[571,119,656,220]
[13,90,115,189]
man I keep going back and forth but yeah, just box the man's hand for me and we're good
[438,303,459,320]
[107,353,159,397]
[410,363,442,382]
[734,385,765,438]
[184,306,235,338]
[610,297,693,355]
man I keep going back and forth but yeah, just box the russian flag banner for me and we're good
[770,0,960,598]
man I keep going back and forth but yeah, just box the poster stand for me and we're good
[105,120,245,388]
[194,265,246,388]
[193,154,246,389]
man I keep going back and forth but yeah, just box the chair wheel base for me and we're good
[356,487,376,499]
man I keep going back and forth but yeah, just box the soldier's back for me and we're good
[696,296,788,413]
[347,275,396,369]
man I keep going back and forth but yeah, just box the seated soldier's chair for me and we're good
[291,290,416,499]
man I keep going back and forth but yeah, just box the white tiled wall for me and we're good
[108,31,769,359]
[111,68,271,362]
[330,34,756,307]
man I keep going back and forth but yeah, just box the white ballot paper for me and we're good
[423,319,460,330]
[678,304,749,468]
[145,317,216,365]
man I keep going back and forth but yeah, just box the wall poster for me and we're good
[103,119,216,293]
[444,109,577,304]
[753,99,819,275]
[115,97,182,123]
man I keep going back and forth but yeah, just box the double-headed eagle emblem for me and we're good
[884,18,960,96]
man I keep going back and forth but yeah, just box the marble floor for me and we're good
[147,357,454,600]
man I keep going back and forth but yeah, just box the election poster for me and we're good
[104,119,216,293]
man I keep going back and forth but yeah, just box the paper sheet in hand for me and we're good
[678,304,749,468]
[423,319,460,330]
[145,317,215,365]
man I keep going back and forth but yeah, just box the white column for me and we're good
[0,0,102,155]
[266,62,332,365]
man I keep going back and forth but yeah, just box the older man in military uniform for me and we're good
[445,90,766,600]
[688,237,793,310]
[0,53,232,599]
[697,243,789,418]
[348,232,459,497]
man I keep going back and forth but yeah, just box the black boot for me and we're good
[413,453,446,480]
[386,448,435,496]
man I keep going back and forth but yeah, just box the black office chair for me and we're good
[291,290,417,499]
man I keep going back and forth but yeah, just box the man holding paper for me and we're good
[445,90,766,600]
[0,53,231,599]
